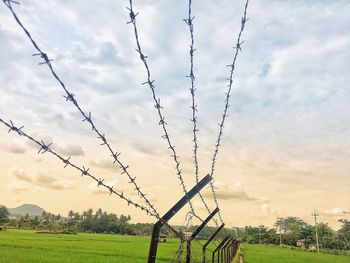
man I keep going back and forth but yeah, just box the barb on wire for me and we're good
[126,0,203,223]
[208,0,250,224]
[0,118,152,216]
[184,0,222,229]
[0,117,184,238]
[2,0,159,218]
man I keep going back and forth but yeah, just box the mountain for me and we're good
[8,204,46,216]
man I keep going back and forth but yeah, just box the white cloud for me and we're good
[9,167,75,190]
[0,0,349,227]
[323,208,344,217]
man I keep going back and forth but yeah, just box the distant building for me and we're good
[296,239,306,248]
[159,235,167,243]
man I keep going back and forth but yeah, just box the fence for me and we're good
[1,0,250,261]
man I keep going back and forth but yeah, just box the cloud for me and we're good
[89,158,119,171]
[202,181,268,203]
[13,187,29,194]
[323,208,344,217]
[87,179,119,195]
[10,167,33,182]
[9,167,75,190]
[0,141,26,154]
[0,0,350,228]
[55,144,85,156]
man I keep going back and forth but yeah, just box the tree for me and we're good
[0,206,10,224]
[274,217,311,246]
[30,216,40,229]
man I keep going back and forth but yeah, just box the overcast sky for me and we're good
[0,0,349,229]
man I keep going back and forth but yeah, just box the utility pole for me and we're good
[311,211,320,253]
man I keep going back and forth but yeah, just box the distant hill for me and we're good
[8,204,46,216]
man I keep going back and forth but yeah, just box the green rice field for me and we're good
[0,229,349,262]
[242,244,350,263]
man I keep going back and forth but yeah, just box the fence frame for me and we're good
[186,207,219,263]
[212,236,230,263]
[148,174,212,263]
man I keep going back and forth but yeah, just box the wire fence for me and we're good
[126,0,205,224]
[184,0,218,227]
[208,0,250,224]
[0,118,185,238]
[2,0,159,219]
[1,0,250,261]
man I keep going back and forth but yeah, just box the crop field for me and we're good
[242,244,350,263]
[0,230,349,263]
[0,229,211,263]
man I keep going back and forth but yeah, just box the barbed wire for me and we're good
[208,0,250,224]
[0,117,186,238]
[126,0,204,223]
[184,0,222,230]
[2,0,250,256]
[2,0,159,218]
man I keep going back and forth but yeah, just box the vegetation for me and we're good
[236,217,350,251]
[0,229,212,262]
[0,206,10,224]
[1,205,349,255]
[0,229,348,263]
[242,244,350,263]
[1,206,234,238]
[0,229,178,262]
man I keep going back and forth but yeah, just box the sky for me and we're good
[0,0,349,229]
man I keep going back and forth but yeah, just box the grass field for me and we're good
[0,229,209,263]
[1,230,349,262]
[242,244,350,263]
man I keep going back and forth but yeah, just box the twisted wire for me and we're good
[126,0,203,223]
[0,118,185,237]
[184,0,222,230]
[2,0,159,218]
[208,0,250,224]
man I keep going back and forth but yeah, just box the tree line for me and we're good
[236,217,350,251]
[0,206,349,251]
[0,206,163,236]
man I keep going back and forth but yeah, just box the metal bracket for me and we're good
[202,223,225,263]
[220,237,233,263]
[147,174,212,263]
[186,207,219,263]
[212,236,230,263]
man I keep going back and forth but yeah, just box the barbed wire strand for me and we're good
[184,0,223,231]
[208,0,250,225]
[2,0,159,218]
[126,0,204,224]
[0,118,185,238]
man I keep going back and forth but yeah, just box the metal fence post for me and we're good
[202,223,225,263]
[186,207,219,263]
[220,237,233,263]
[148,174,212,263]
[226,238,236,263]
[211,236,230,263]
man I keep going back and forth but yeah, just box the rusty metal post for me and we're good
[202,223,225,263]
[148,174,212,263]
[226,238,236,263]
[211,236,230,263]
[229,239,237,262]
[220,237,233,263]
[228,239,235,262]
[223,238,233,263]
[186,207,219,263]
